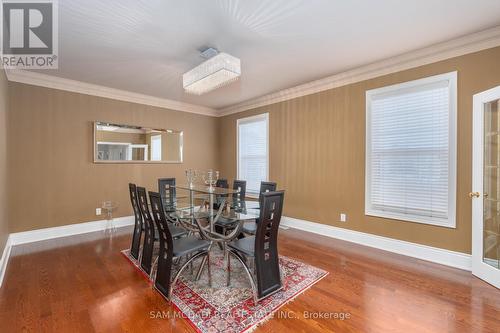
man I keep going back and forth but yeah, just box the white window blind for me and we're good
[237,113,269,194]
[365,72,457,228]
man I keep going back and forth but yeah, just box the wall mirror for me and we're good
[94,121,183,163]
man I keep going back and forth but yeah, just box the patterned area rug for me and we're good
[121,247,328,333]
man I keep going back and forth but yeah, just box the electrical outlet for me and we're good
[96,208,102,216]
[340,213,347,222]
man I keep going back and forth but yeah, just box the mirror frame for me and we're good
[93,121,184,164]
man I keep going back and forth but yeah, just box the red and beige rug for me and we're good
[122,247,328,333]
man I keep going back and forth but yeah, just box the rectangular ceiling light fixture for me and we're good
[183,52,241,95]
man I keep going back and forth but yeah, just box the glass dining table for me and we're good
[171,184,260,283]
[172,184,259,228]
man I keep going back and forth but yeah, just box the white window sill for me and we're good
[365,209,456,229]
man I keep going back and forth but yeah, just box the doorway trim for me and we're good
[472,85,500,289]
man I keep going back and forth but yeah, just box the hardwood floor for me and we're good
[0,226,499,333]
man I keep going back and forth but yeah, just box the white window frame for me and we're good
[237,113,269,197]
[365,71,457,228]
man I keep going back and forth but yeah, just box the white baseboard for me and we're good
[282,216,472,271]
[0,216,134,288]
[9,216,135,245]
[0,236,13,288]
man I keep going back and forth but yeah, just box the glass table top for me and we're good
[173,200,260,221]
[174,184,240,195]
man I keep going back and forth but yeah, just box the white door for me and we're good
[472,85,500,289]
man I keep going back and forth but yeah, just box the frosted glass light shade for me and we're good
[183,52,241,95]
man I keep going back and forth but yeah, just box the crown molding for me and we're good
[219,25,500,116]
[5,69,218,117]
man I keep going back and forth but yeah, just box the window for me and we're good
[151,135,162,161]
[365,72,457,228]
[237,113,269,195]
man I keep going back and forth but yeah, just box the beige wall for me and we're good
[8,83,219,233]
[219,46,500,254]
[0,70,8,255]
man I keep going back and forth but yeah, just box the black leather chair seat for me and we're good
[169,224,187,238]
[173,236,210,257]
[151,224,185,240]
[228,236,255,257]
[242,220,257,235]
[214,216,238,227]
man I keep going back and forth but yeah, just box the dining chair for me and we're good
[128,183,143,260]
[232,180,247,205]
[242,181,277,235]
[258,181,277,205]
[227,190,285,304]
[136,186,187,276]
[215,180,247,233]
[214,178,229,209]
[158,178,176,212]
[216,178,229,188]
[137,186,159,275]
[149,191,211,300]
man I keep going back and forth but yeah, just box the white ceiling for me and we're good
[33,0,500,109]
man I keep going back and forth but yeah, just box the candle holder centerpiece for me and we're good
[185,169,198,188]
[202,169,219,192]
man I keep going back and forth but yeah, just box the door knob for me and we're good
[469,192,480,199]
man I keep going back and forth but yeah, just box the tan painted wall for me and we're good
[219,46,500,254]
[0,70,8,255]
[7,83,219,233]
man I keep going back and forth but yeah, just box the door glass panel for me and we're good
[484,98,500,269]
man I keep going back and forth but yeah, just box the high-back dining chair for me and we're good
[214,178,229,209]
[158,178,176,212]
[149,191,211,300]
[258,181,277,208]
[232,180,247,204]
[137,186,188,276]
[136,186,157,275]
[227,191,285,304]
[214,180,248,234]
[241,181,277,235]
[129,183,143,260]
[216,178,229,189]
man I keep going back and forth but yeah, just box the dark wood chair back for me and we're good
[259,181,277,209]
[128,183,143,260]
[149,191,174,297]
[217,178,229,197]
[254,190,285,299]
[214,178,229,208]
[137,186,156,275]
[158,178,176,212]
[216,178,229,188]
[232,180,246,202]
